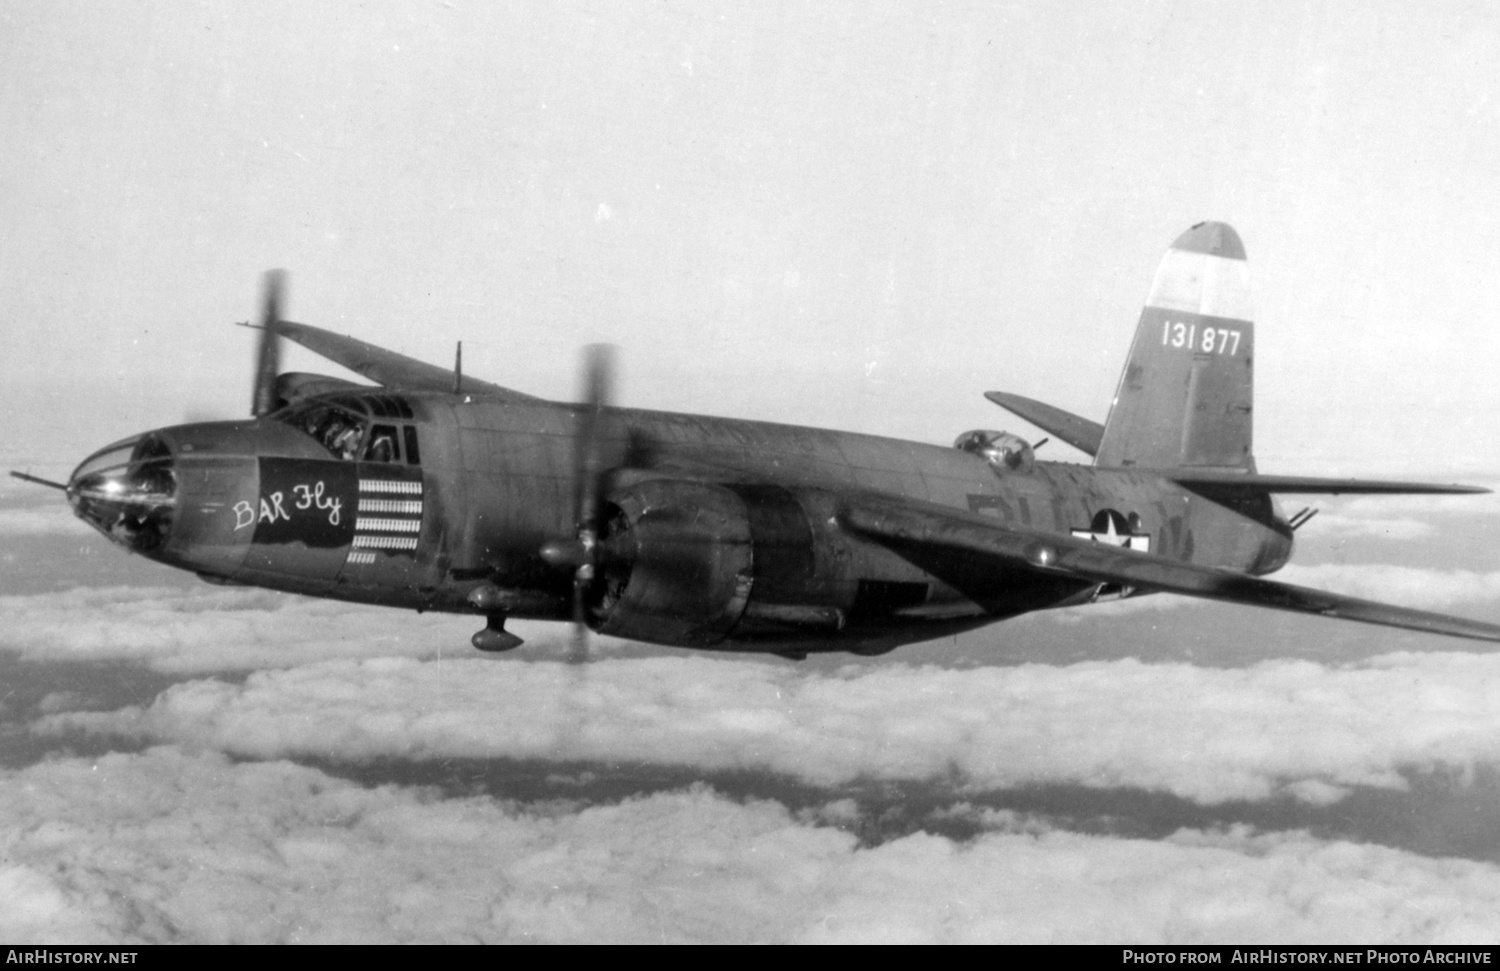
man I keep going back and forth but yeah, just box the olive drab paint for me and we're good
[43,223,1500,659]
[1096,222,1256,471]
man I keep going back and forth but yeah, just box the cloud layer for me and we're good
[0,586,476,672]
[1277,564,1500,612]
[4,747,1500,944]
[40,652,1500,805]
[7,482,1500,943]
[0,504,90,537]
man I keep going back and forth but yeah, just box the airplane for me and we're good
[14,221,1500,660]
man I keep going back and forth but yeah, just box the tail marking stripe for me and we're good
[1145,249,1253,321]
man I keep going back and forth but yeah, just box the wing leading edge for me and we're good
[274,320,539,401]
[1154,470,1488,496]
[984,391,1103,456]
[839,493,1500,644]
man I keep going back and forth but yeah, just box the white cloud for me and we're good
[804,824,1500,944]
[40,653,1500,805]
[1303,513,1435,541]
[1331,490,1500,522]
[0,586,479,672]
[0,504,90,536]
[1277,564,1500,611]
[4,747,1500,943]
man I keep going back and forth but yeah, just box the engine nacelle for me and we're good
[592,479,755,647]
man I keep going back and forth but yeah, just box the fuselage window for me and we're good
[403,425,421,466]
[364,424,400,463]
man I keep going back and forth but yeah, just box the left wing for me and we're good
[984,391,1103,456]
[840,493,1500,644]
[274,320,539,401]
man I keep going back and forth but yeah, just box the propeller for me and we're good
[540,344,618,663]
[251,270,286,417]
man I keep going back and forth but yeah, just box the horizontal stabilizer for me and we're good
[273,320,539,402]
[840,493,1500,644]
[1149,470,1490,496]
[984,392,1103,456]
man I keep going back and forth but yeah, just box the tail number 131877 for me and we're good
[1163,322,1242,355]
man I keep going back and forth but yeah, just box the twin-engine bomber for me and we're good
[18,223,1500,659]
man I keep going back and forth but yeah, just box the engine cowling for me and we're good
[591,479,755,647]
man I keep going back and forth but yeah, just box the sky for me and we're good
[5,0,1500,945]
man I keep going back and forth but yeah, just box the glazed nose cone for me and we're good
[68,433,177,553]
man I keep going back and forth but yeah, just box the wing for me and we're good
[275,320,539,401]
[1156,470,1488,496]
[984,392,1103,456]
[839,493,1500,644]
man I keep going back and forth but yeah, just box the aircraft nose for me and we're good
[68,433,178,553]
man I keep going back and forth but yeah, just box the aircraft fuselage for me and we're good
[72,391,1292,656]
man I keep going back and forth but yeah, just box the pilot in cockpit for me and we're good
[330,424,362,460]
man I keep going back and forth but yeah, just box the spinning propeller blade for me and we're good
[251,270,286,417]
[565,344,616,662]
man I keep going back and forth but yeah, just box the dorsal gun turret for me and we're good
[954,429,1034,474]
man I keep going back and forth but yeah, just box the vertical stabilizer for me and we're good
[1095,222,1255,470]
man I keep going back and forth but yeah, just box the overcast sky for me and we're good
[5,0,1500,944]
[5,0,1500,476]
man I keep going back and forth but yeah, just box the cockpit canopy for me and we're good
[273,393,421,465]
[954,429,1035,474]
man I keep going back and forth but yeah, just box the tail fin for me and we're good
[1095,222,1255,470]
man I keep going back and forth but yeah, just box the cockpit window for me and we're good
[277,402,369,460]
[275,398,418,464]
